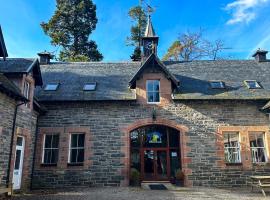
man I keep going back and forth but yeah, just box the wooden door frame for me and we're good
[141,148,171,181]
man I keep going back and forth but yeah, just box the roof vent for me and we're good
[38,51,54,65]
[252,49,268,62]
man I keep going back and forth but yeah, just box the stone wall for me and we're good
[32,100,270,188]
[0,92,16,185]
[0,91,38,190]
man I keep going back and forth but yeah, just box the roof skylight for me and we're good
[83,82,97,91]
[209,81,226,89]
[244,80,262,89]
[44,83,59,91]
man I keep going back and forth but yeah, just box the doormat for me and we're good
[149,184,168,190]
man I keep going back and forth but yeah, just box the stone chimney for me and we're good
[252,49,268,62]
[38,51,54,65]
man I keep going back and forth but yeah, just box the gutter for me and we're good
[6,102,25,187]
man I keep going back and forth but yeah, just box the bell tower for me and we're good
[142,15,159,59]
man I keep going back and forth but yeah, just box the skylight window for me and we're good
[244,80,262,89]
[44,83,59,91]
[209,81,225,89]
[83,82,97,91]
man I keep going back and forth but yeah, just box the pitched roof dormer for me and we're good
[0,25,8,60]
[129,53,179,89]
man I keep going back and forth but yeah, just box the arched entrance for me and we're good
[130,125,181,181]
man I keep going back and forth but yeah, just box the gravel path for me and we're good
[11,187,269,200]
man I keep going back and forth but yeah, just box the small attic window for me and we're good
[209,81,225,89]
[244,80,262,89]
[83,82,96,91]
[44,83,59,91]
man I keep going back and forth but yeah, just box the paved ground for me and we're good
[11,187,269,200]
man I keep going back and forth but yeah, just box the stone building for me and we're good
[1,17,270,191]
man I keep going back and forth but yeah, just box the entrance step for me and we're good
[141,182,192,191]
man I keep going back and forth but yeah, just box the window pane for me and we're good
[223,132,241,163]
[131,149,140,172]
[16,137,23,146]
[51,149,58,164]
[52,135,59,148]
[44,135,52,148]
[249,132,266,163]
[154,92,160,102]
[78,134,85,147]
[15,150,21,170]
[71,134,78,148]
[43,149,51,164]
[148,92,154,102]
[153,81,159,92]
[70,149,77,163]
[147,81,154,92]
[169,130,179,147]
[130,131,140,148]
[77,149,84,163]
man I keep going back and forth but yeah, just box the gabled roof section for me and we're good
[129,53,180,89]
[0,26,8,59]
[0,73,27,101]
[0,58,43,86]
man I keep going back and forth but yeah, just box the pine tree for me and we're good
[127,5,147,61]
[41,0,103,62]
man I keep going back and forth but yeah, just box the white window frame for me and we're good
[224,132,241,164]
[68,133,85,164]
[42,134,59,164]
[249,132,268,163]
[44,83,59,91]
[209,81,225,89]
[244,80,262,89]
[23,81,30,99]
[146,80,160,104]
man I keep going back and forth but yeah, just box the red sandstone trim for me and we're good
[121,118,192,187]
[35,127,92,171]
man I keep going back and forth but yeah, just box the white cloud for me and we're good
[225,0,269,25]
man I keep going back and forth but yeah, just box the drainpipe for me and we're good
[30,116,39,190]
[6,102,25,187]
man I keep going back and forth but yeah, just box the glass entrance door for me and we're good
[143,149,169,181]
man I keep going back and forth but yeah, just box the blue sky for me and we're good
[1,0,270,61]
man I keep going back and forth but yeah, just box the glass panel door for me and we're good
[143,150,154,180]
[156,150,168,180]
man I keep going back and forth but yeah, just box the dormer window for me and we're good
[44,83,59,91]
[146,80,160,104]
[83,82,96,91]
[209,81,225,89]
[244,80,262,89]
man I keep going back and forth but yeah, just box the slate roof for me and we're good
[0,58,43,86]
[0,73,27,101]
[35,58,270,102]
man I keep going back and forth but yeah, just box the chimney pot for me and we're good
[38,51,54,65]
[252,49,268,62]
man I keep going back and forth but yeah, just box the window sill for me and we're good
[40,163,57,167]
[67,163,84,167]
[225,163,242,166]
[147,102,160,105]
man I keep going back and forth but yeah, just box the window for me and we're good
[223,132,241,163]
[83,82,96,91]
[244,80,262,89]
[146,80,160,103]
[69,134,85,164]
[23,81,30,99]
[209,81,225,89]
[42,134,59,165]
[44,83,59,91]
[249,132,267,163]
